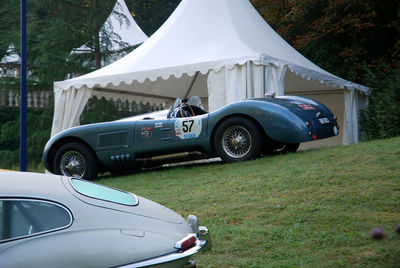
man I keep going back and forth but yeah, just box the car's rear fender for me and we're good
[0,228,186,268]
[252,105,311,143]
[208,101,310,145]
[208,113,266,154]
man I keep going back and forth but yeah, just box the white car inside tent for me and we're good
[51,0,369,147]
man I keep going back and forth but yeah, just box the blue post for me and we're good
[20,0,27,171]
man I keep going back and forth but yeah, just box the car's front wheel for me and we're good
[213,117,262,162]
[53,142,98,180]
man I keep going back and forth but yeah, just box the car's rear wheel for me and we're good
[213,117,262,162]
[53,142,98,180]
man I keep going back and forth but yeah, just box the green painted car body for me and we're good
[43,95,339,180]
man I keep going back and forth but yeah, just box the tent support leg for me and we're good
[184,71,200,98]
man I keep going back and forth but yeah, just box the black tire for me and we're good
[287,143,300,153]
[267,142,300,154]
[213,117,262,162]
[53,142,98,180]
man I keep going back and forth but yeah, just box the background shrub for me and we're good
[0,107,53,169]
[360,63,400,140]
[0,97,121,170]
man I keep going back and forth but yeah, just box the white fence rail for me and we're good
[0,89,167,114]
[0,89,52,108]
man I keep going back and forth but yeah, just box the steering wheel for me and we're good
[179,102,195,117]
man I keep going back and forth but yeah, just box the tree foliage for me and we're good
[359,64,400,139]
[0,0,19,59]
[0,107,53,169]
[251,0,400,83]
[126,0,180,36]
[0,0,180,87]
[0,0,138,86]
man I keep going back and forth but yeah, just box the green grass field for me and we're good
[96,137,400,267]
[81,137,400,266]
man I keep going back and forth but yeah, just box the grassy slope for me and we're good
[98,137,400,267]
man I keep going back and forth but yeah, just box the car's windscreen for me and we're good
[71,179,138,206]
[0,199,72,242]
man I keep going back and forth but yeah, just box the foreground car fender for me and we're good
[1,228,210,268]
[0,172,210,268]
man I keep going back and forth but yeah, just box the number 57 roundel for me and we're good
[175,117,203,139]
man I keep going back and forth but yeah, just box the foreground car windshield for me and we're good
[71,179,138,206]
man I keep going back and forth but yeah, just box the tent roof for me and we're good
[55,0,368,94]
[72,0,148,54]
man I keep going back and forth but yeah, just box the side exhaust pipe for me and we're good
[137,151,204,162]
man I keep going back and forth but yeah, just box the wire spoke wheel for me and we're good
[214,117,262,162]
[60,150,86,178]
[222,125,252,158]
[54,142,99,180]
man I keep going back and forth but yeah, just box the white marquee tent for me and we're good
[51,0,369,147]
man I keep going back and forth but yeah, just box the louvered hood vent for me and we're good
[98,130,128,147]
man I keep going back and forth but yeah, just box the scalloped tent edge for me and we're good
[54,56,368,95]
[51,0,369,147]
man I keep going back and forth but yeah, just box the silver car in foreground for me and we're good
[0,172,210,267]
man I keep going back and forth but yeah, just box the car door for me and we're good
[133,118,176,155]
[133,114,209,156]
[166,114,209,149]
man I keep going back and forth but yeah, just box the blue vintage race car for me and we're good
[43,95,339,180]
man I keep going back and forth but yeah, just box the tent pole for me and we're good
[20,0,27,172]
[262,65,266,96]
[184,71,199,98]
